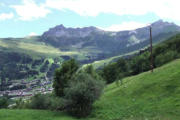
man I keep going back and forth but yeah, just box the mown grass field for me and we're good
[1,59,180,120]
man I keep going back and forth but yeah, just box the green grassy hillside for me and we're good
[93,59,180,120]
[1,59,180,120]
[0,109,77,120]
[0,37,78,58]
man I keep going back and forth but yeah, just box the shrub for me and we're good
[14,98,26,109]
[64,72,105,117]
[49,97,66,110]
[0,97,8,108]
[29,94,51,109]
[22,94,65,111]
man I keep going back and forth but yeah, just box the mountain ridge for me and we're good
[41,20,180,56]
[42,20,180,38]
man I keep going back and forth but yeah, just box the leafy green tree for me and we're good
[101,58,129,84]
[64,72,105,117]
[155,50,178,67]
[116,58,128,72]
[101,63,117,83]
[130,52,150,75]
[83,65,103,80]
[53,59,79,97]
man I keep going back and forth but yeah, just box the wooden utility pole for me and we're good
[149,26,154,72]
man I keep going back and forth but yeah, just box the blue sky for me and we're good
[0,0,180,38]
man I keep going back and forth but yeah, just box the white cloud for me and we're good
[12,0,50,21]
[44,0,180,21]
[10,0,180,21]
[45,0,150,16]
[0,13,14,21]
[26,32,38,38]
[99,22,147,31]
[28,32,37,36]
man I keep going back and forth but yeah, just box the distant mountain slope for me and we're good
[41,20,180,56]
[85,33,180,70]
[0,36,77,58]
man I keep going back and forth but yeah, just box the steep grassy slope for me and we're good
[92,59,180,120]
[1,59,180,120]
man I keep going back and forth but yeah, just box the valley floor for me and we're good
[1,59,180,120]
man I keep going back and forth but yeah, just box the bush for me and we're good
[29,94,51,109]
[13,98,27,109]
[64,72,105,117]
[0,97,8,108]
[22,94,65,110]
[48,97,66,110]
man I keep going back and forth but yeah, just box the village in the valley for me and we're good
[0,78,53,100]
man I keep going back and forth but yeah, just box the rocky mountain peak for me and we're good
[42,25,101,38]
[151,19,176,27]
[55,24,65,29]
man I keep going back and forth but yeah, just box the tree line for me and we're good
[100,33,180,84]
